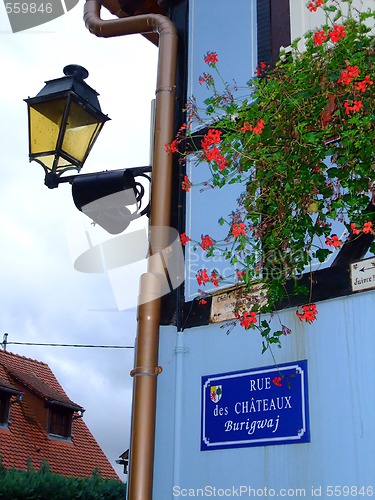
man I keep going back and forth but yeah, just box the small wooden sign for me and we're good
[350,257,375,292]
[210,285,267,323]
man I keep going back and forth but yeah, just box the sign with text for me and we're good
[201,360,310,451]
[350,257,375,292]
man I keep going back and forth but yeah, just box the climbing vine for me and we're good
[167,0,375,353]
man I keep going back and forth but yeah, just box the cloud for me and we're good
[0,2,158,478]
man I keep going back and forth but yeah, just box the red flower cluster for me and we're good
[165,123,188,154]
[201,129,222,149]
[296,303,318,323]
[344,100,363,115]
[200,234,214,251]
[350,223,361,235]
[232,222,247,237]
[241,119,265,135]
[181,175,192,192]
[329,24,346,43]
[307,0,324,12]
[313,29,327,46]
[204,51,218,66]
[255,61,267,77]
[338,65,360,85]
[313,25,346,46]
[165,139,178,154]
[236,311,257,328]
[363,221,373,234]
[196,269,219,287]
[325,234,343,248]
[196,269,209,286]
[201,129,228,171]
[180,232,190,246]
[205,148,229,171]
[211,271,219,287]
[352,221,374,235]
[355,75,374,93]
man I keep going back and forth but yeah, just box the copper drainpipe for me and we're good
[83,3,178,499]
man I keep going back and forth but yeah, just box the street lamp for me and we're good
[25,64,110,189]
[25,65,150,235]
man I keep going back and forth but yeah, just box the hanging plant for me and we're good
[166,0,375,353]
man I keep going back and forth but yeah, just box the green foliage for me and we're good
[175,0,375,352]
[0,459,126,500]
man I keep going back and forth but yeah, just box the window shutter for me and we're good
[257,0,291,67]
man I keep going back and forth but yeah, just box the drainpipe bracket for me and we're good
[155,85,176,94]
[130,365,163,377]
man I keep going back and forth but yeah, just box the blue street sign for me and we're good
[201,360,310,450]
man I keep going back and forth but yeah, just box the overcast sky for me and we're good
[0,0,158,478]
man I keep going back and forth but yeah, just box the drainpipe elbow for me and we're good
[83,0,104,36]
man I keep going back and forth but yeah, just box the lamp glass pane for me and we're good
[34,154,72,171]
[61,101,103,163]
[29,99,66,158]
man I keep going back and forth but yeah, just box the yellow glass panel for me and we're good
[32,154,72,172]
[29,99,66,156]
[61,101,102,162]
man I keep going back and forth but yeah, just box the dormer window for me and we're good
[0,386,23,428]
[0,393,10,427]
[47,401,84,440]
[48,405,74,439]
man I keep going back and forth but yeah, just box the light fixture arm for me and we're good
[59,167,152,231]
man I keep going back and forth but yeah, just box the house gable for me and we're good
[0,350,118,480]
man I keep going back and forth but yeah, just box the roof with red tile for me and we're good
[0,350,119,480]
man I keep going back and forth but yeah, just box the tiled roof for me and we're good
[0,350,119,480]
[6,366,82,410]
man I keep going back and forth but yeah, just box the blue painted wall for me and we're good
[154,292,375,497]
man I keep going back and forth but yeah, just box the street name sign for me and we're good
[201,360,310,451]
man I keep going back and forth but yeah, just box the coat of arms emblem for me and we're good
[210,385,222,403]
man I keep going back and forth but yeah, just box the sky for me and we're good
[0,0,158,478]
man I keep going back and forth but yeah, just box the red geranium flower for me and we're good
[329,24,346,43]
[296,303,318,323]
[232,222,247,237]
[307,0,324,12]
[196,269,210,286]
[181,175,192,192]
[325,234,343,248]
[204,51,218,65]
[355,75,374,92]
[350,223,361,236]
[338,65,360,85]
[237,311,257,328]
[362,221,373,234]
[313,29,328,46]
[210,271,219,287]
[200,234,214,251]
[180,232,190,246]
[165,139,178,154]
